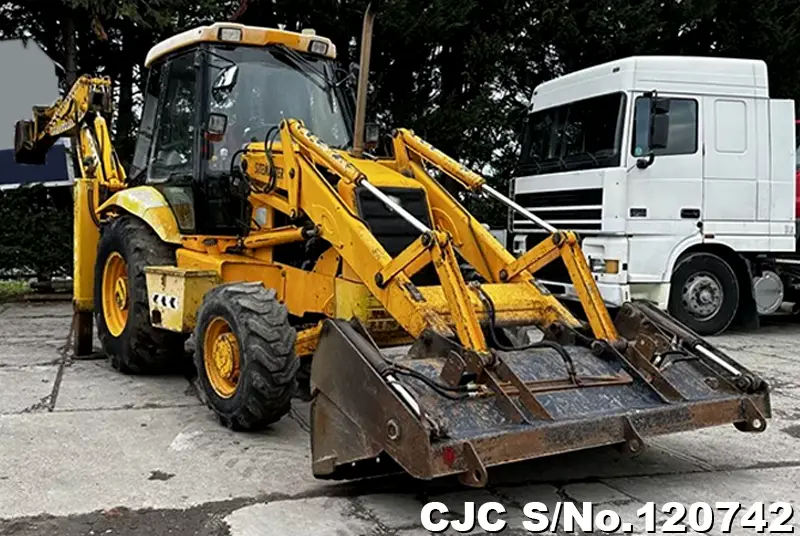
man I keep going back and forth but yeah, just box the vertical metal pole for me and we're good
[352,4,376,158]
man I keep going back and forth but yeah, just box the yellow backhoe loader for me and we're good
[14,4,771,487]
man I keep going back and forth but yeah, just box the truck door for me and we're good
[626,93,703,242]
[701,96,759,221]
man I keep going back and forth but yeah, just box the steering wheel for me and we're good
[241,117,274,145]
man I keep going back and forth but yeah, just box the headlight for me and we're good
[589,257,620,274]
[309,40,329,55]
[217,27,243,42]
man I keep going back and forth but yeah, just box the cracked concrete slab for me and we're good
[605,466,800,536]
[0,365,58,414]
[224,498,376,536]
[0,336,66,367]
[0,303,72,368]
[354,494,430,531]
[0,404,326,518]
[54,360,200,411]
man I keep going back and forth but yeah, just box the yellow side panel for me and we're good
[175,249,334,319]
[334,279,402,335]
[97,186,182,244]
[144,266,221,332]
[73,180,100,312]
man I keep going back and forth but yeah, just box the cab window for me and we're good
[631,97,698,156]
[148,52,198,183]
[130,62,161,179]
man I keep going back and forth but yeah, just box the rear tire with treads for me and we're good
[194,282,299,430]
[94,214,188,374]
[668,252,739,336]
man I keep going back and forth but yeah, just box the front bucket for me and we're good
[309,303,770,487]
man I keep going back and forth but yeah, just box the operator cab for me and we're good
[130,23,355,236]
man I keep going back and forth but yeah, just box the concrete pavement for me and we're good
[0,302,798,535]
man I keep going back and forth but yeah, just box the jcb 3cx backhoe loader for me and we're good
[15,4,770,487]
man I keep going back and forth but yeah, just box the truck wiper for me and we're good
[564,151,599,166]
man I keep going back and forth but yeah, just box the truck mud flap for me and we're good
[309,303,770,487]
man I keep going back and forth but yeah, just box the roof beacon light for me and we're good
[218,27,243,42]
[309,39,329,56]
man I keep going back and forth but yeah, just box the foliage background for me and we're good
[1,0,799,277]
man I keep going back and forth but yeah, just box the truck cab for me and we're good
[511,56,797,335]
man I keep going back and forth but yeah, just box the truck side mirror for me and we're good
[650,97,670,150]
[635,91,670,170]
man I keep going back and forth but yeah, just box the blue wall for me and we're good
[0,145,70,188]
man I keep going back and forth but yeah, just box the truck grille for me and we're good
[513,188,602,232]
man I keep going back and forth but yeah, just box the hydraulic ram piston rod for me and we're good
[361,179,432,234]
[482,184,557,234]
[694,344,742,377]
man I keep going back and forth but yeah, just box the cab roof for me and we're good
[531,55,769,111]
[144,22,337,68]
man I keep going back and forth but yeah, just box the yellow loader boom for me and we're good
[13,12,771,487]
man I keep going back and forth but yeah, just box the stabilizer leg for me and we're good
[74,310,94,357]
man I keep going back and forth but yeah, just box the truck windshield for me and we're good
[518,92,626,176]
[206,45,353,167]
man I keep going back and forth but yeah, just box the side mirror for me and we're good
[364,122,380,151]
[204,113,228,143]
[212,65,239,104]
[635,91,670,170]
[650,100,670,149]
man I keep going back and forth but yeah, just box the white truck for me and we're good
[510,55,799,335]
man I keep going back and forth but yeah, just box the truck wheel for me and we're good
[194,282,299,430]
[668,252,739,336]
[94,215,188,373]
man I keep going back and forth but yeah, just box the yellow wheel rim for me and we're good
[102,252,129,337]
[204,317,241,399]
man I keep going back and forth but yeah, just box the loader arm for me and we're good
[390,128,619,342]
[239,119,615,356]
[242,119,457,342]
[258,122,769,487]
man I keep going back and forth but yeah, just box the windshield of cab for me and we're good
[518,92,627,176]
[206,45,352,173]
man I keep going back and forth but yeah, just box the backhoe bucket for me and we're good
[309,301,770,486]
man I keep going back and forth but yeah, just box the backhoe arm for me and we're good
[15,74,127,356]
[15,75,125,190]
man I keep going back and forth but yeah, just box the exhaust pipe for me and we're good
[352,2,378,158]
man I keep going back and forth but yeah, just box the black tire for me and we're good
[193,282,299,430]
[94,215,188,374]
[668,252,739,336]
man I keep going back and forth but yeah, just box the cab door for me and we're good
[626,93,704,233]
[625,93,703,282]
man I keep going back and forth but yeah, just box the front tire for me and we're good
[94,215,188,373]
[194,282,299,430]
[668,252,739,336]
